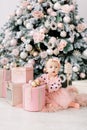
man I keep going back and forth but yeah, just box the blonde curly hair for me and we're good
[44,57,61,73]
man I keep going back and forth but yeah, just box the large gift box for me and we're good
[23,84,45,112]
[11,67,33,83]
[6,82,23,106]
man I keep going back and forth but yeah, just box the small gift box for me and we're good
[23,84,45,112]
[0,69,4,97]
[11,66,33,83]
[6,82,23,106]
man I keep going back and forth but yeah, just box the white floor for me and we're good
[0,98,87,130]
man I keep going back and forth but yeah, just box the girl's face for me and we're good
[46,61,60,76]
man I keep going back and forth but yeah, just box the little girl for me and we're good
[32,58,87,112]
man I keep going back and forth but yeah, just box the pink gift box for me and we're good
[0,82,3,97]
[6,82,23,106]
[3,69,11,81]
[0,69,11,98]
[2,81,7,98]
[0,69,3,97]
[2,69,11,98]
[11,67,33,83]
[23,84,45,112]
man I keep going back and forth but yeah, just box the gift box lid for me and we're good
[11,66,33,71]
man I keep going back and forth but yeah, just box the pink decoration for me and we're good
[70,5,75,11]
[50,11,57,16]
[21,1,29,8]
[58,40,67,51]
[12,49,19,57]
[61,4,71,13]
[33,31,45,43]
[21,37,26,42]
[57,22,64,29]
[80,73,86,78]
[47,8,53,14]
[73,66,79,72]
[38,0,44,3]
[27,5,32,10]
[0,57,8,65]
[40,51,47,59]
[49,37,57,44]
[32,11,44,19]
[10,39,17,46]
[40,27,48,34]
[23,84,45,111]
[76,23,87,32]
[28,59,35,66]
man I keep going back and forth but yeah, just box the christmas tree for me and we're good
[0,0,87,81]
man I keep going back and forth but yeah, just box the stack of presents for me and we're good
[0,66,45,112]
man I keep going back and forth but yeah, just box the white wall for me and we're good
[0,0,20,29]
[77,0,87,23]
[0,0,87,29]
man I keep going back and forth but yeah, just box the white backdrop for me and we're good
[0,0,87,29]
[0,0,20,29]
